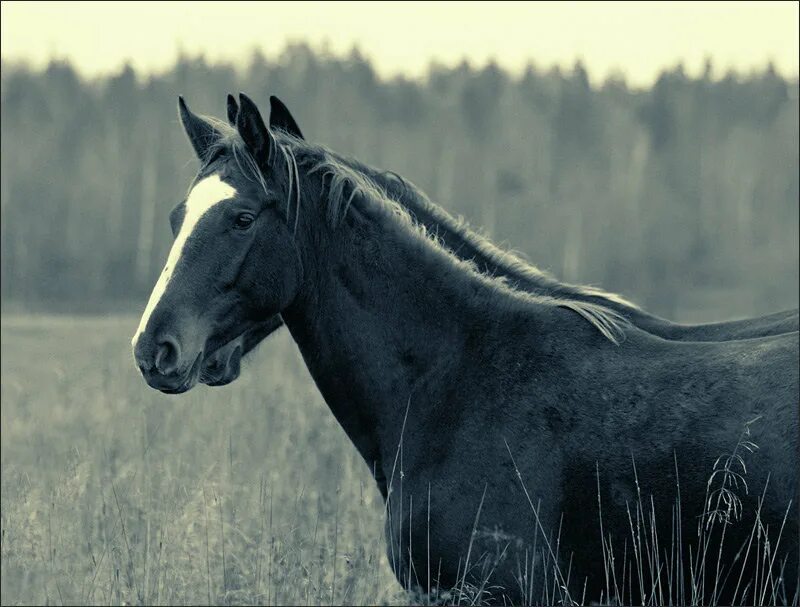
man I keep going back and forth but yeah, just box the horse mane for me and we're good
[340,161,640,312]
[206,124,630,345]
[295,140,630,345]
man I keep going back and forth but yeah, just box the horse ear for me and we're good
[236,93,274,168]
[178,96,222,161]
[226,93,239,126]
[269,95,304,139]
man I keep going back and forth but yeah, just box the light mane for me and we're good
[302,149,630,345]
[360,168,639,311]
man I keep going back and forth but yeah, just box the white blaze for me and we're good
[132,175,237,348]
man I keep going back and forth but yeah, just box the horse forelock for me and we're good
[203,120,303,235]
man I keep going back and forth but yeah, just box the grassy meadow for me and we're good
[0,314,405,606]
[2,315,797,606]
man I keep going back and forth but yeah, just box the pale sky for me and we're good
[1,1,798,86]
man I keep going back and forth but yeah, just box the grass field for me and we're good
[2,315,797,606]
[1,315,405,606]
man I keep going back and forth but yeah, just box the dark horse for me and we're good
[133,94,799,604]
[200,96,798,387]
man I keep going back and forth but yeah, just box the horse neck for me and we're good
[327,154,665,346]
[281,184,497,474]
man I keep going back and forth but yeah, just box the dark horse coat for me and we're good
[200,97,798,387]
[134,95,799,605]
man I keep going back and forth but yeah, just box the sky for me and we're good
[1,1,798,86]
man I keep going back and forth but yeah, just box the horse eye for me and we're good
[234,212,255,230]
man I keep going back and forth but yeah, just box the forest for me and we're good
[1,44,798,319]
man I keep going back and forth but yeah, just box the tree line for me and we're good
[1,45,797,319]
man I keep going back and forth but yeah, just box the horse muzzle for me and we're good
[133,330,204,394]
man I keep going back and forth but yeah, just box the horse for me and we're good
[133,93,799,604]
[200,96,798,388]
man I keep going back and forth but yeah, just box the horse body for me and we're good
[134,94,799,604]
[278,164,799,602]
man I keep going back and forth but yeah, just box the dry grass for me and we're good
[1,314,405,606]
[1,315,796,606]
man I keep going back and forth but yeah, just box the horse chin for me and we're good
[200,344,242,387]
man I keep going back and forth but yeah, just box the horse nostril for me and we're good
[155,335,181,375]
[137,359,152,375]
